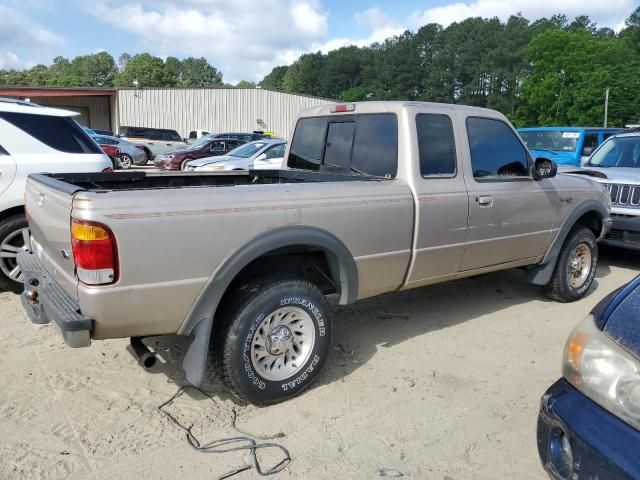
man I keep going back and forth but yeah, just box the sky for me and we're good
[0,0,637,83]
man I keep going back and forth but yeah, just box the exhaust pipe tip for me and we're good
[129,337,157,370]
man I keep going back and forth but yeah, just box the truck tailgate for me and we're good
[25,175,80,299]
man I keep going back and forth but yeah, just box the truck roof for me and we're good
[297,101,506,118]
[518,126,621,132]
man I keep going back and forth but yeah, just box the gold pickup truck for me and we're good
[17,101,611,405]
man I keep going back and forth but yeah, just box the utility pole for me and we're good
[604,87,609,128]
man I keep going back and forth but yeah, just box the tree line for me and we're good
[1,7,639,127]
[260,8,640,127]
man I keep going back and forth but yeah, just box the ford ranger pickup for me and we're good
[17,101,611,405]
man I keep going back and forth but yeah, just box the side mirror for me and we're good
[533,157,557,180]
[582,146,595,157]
[256,153,267,161]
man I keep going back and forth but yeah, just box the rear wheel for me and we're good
[213,276,333,405]
[119,154,133,169]
[0,215,29,293]
[544,227,597,302]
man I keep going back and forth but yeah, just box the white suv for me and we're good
[0,98,112,292]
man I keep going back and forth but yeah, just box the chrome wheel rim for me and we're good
[0,227,29,282]
[120,154,132,169]
[251,306,315,382]
[568,243,592,288]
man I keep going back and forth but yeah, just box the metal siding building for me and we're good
[117,88,334,139]
[33,95,113,130]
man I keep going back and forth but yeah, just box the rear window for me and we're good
[0,112,102,154]
[288,114,397,177]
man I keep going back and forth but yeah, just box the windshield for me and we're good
[229,142,266,158]
[519,130,579,152]
[585,137,640,168]
[177,135,213,150]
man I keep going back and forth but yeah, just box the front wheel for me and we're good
[119,154,133,169]
[180,158,193,171]
[213,277,333,405]
[0,215,29,293]
[544,227,597,302]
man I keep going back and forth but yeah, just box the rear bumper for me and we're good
[537,379,640,480]
[602,214,640,249]
[17,251,92,347]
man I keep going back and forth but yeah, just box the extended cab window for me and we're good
[467,117,529,179]
[416,114,456,177]
[0,112,102,154]
[288,114,397,177]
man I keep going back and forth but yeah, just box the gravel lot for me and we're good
[1,247,638,480]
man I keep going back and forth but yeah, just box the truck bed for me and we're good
[40,169,384,192]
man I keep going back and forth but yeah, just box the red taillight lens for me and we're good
[331,104,356,113]
[102,167,113,173]
[71,219,118,285]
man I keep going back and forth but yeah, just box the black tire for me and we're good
[0,214,28,294]
[544,227,598,302]
[181,158,193,171]
[213,276,333,405]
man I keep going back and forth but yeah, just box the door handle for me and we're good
[476,195,493,207]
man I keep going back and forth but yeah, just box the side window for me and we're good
[0,112,102,154]
[416,114,457,177]
[0,144,9,155]
[351,114,398,177]
[324,122,355,169]
[167,131,182,142]
[582,133,599,155]
[189,131,197,139]
[209,141,225,152]
[288,117,327,171]
[467,117,529,179]
[265,144,285,159]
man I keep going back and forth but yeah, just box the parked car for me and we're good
[187,129,211,142]
[92,134,148,167]
[565,130,640,250]
[17,101,610,405]
[209,131,272,142]
[252,141,287,170]
[537,277,640,479]
[519,127,621,166]
[185,139,286,171]
[118,126,187,158]
[0,97,112,292]
[93,129,113,136]
[98,144,123,169]
[154,137,245,171]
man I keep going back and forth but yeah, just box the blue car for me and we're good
[519,127,621,166]
[537,277,640,479]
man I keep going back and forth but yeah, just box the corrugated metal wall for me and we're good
[35,96,112,130]
[117,88,333,139]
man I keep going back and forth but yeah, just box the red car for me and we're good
[99,144,121,170]
[154,137,246,171]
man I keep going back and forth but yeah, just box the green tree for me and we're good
[259,66,288,91]
[235,80,256,88]
[114,53,170,87]
[282,52,326,96]
[177,57,223,87]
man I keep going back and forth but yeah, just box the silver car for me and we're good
[184,139,286,171]
[92,135,148,168]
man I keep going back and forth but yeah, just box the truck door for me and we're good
[460,116,555,271]
[405,112,469,287]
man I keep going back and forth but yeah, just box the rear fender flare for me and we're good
[180,225,358,386]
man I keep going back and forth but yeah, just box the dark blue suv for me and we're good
[537,278,640,479]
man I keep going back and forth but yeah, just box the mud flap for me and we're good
[181,317,213,387]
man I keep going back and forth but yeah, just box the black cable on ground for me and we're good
[157,385,291,478]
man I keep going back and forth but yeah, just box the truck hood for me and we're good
[529,149,578,166]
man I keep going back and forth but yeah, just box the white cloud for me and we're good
[0,5,64,69]
[409,0,636,30]
[88,0,328,82]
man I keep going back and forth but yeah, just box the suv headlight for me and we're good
[563,315,640,430]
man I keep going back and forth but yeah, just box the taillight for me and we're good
[102,167,113,173]
[330,104,356,113]
[71,219,118,285]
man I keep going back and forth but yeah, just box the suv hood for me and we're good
[563,166,640,184]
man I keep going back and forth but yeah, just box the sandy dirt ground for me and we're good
[1,246,638,480]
